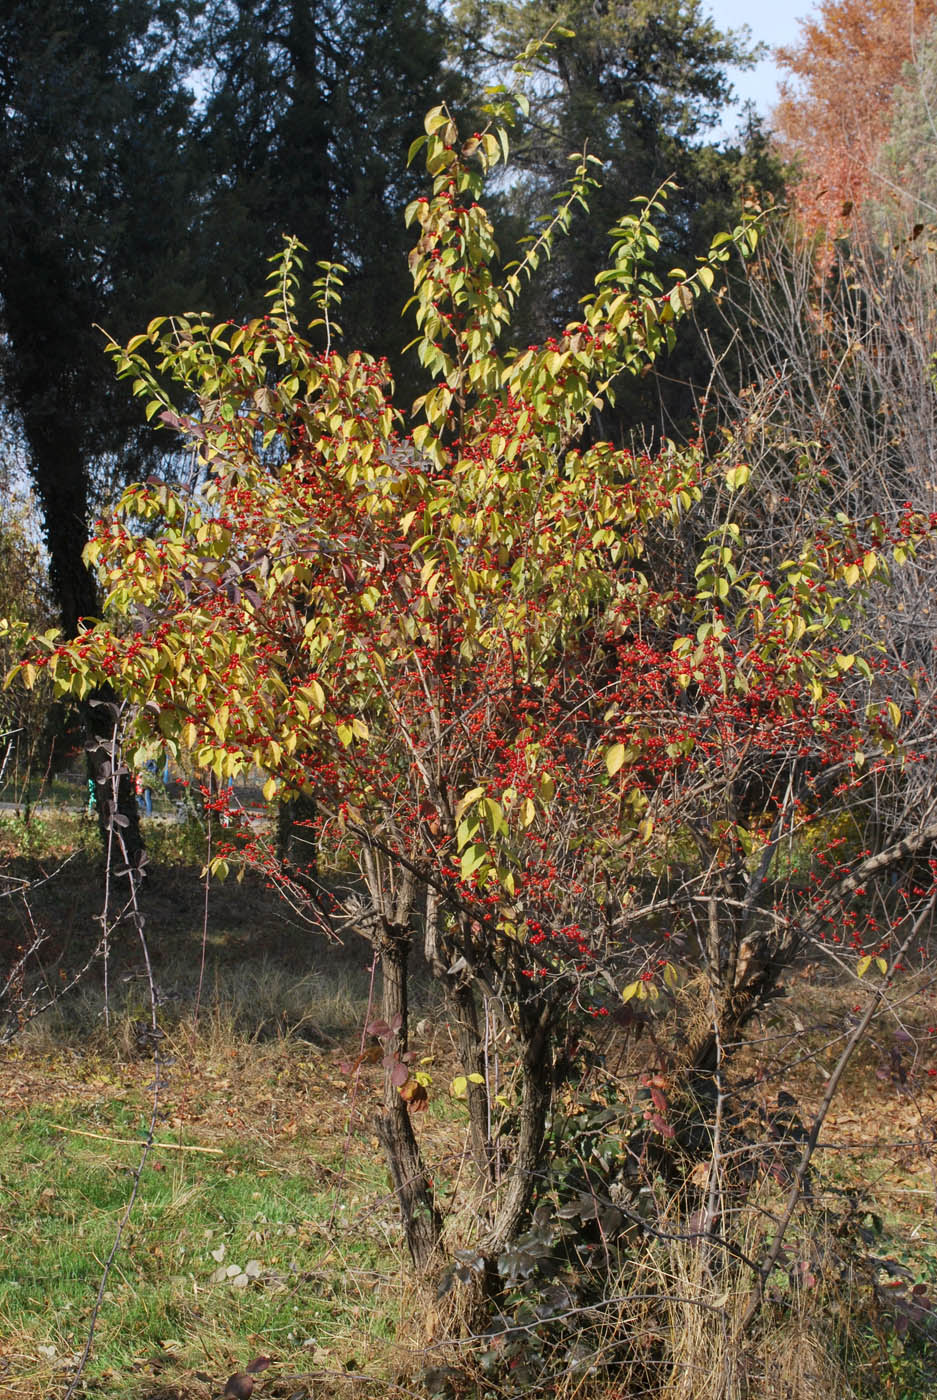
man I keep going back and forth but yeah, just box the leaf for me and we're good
[460,844,487,880]
[450,1075,468,1098]
[606,743,626,777]
[622,981,640,1003]
[857,955,872,978]
[480,796,507,837]
[399,1078,428,1110]
[455,785,484,821]
[875,957,888,975]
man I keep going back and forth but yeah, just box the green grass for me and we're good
[0,811,428,1397]
[0,1052,410,1398]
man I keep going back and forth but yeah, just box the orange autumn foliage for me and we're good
[773,0,937,235]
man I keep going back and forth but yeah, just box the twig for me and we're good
[194,807,211,1028]
[737,888,937,1335]
[50,1124,222,1155]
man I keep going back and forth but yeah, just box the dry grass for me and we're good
[2,818,937,1398]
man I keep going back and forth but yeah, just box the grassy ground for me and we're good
[2,812,937,1398]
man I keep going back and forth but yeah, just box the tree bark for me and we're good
[482,1003,553,1257]
[374,926,441,1270]
[23,415,97,638]
[276,790,318,878]
[447,979,495,1197]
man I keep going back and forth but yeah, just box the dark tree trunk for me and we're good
[482,1003,554,1257]
[374,926,441,1270]
[424,888,494,1197]
[447,980,495,1196]
[24,416,97,638]
[275,790,318,878]
[17,422,145,869]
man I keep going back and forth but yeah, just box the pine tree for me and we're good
[0,0,205,632]
[450,0,777,437]
[198,0,462,374]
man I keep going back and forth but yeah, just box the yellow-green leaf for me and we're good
[606,743,626,777]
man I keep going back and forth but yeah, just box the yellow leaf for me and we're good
[303,679,326,711]
[875,957,888,975]
[606,743,626,777]
[622,981,640,1003]
[450,1076,468,1098]
[263,777,277,802]
[456,786,485,821]
[725,463,750,491]
[857,955,871,978]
